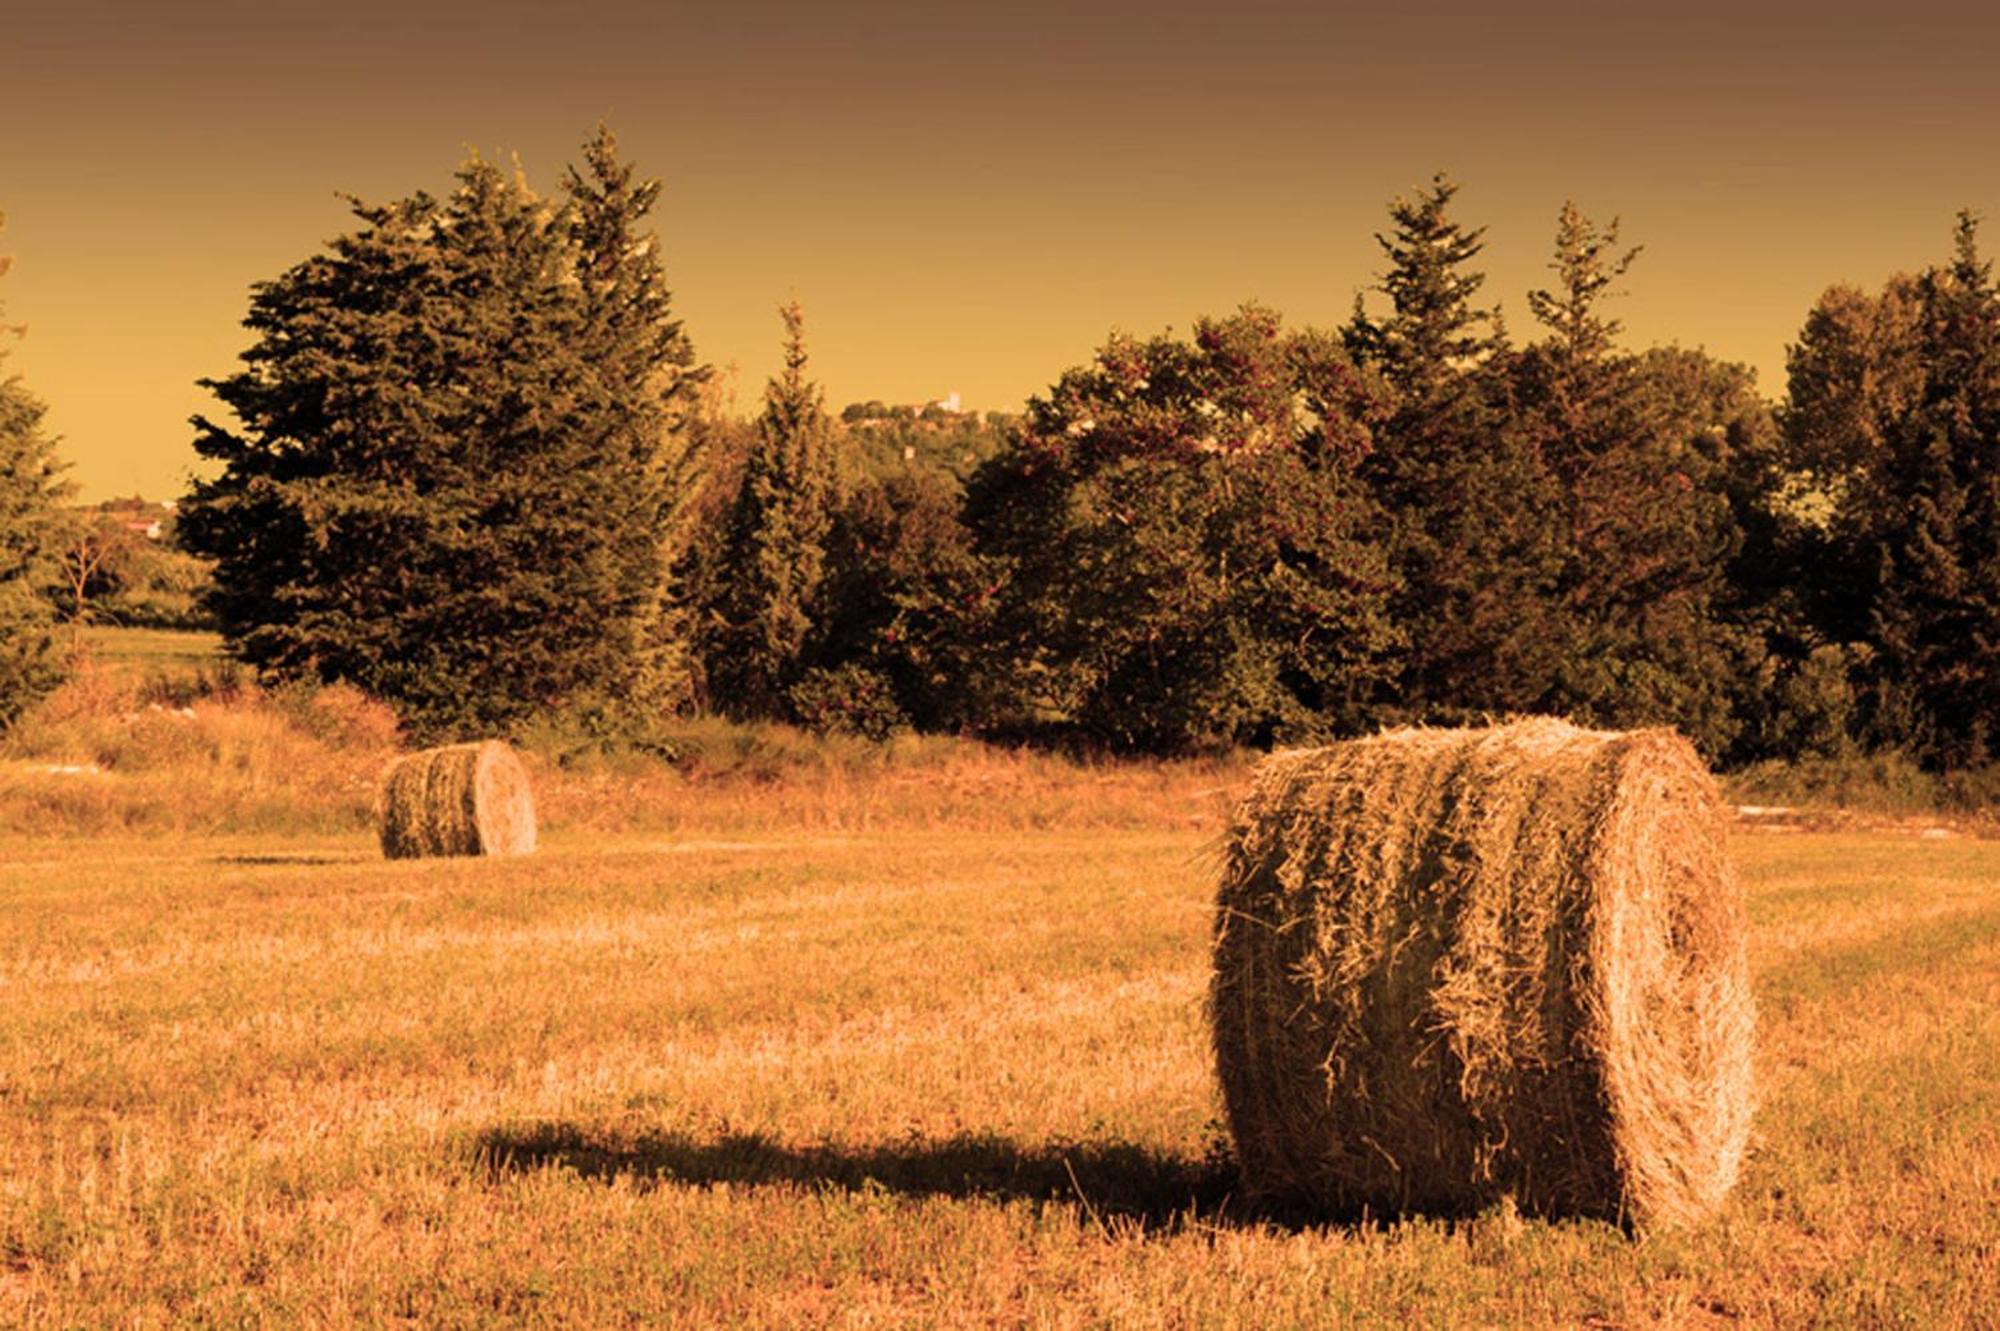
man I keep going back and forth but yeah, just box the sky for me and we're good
[2,0,1997,500]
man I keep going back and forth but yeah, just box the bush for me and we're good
[1724,749,1942,814]
[788,664,905,740]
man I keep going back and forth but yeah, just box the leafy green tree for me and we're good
[966,305,1401,753]
[181,135,705,740]
[704,302,839,719]
[1774,216,2000,769]
[1867,214,2000,769]
[0,213,69,726]
[1345,176,1565,720]
[1779,273,1927,649]
[808,468,1001,735]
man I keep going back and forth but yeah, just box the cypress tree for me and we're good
[0,213,68,726]
[705,302,838,719]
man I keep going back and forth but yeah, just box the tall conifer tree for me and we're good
[706,302,837,719]
[1345,176,1563,720]
[564,125,707,713]
[1515,203,1744,752]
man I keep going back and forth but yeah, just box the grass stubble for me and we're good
[2,776,1998,1326]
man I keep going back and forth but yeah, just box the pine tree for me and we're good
[0,212,70,726]
[1514,204,1745,753]
[705,302,838,719]
[181,137,706,740]
[1868,212,2000,769]
[1345,176,1563,720]
[1525,201,1640,422]
[1346,175,1500,409]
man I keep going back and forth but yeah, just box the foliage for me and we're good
[786,662,906,740]
[180,130,703,743]
[810,469,1001,735]
[0,669,398,834]
[967,305,1402,753]
[148,150,2000,775]
[47,508,214,633]
[1781,215,2000,771]
[562,126,710,718]
[1732,642,1864,763]
[0,212,69,728]
[841,407,1011,486]
[1865,215,2000,770]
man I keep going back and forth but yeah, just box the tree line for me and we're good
[1,135,1995,775]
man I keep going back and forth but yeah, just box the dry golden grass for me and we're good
[0,670,1247,840]
[2,779,1998,1326]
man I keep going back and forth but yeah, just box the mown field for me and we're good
[3,811,1997,1327]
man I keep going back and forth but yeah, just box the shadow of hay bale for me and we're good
[208,853,372,867]
[471,1122,1265,1235]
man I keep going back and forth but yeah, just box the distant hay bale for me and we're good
[377,741,537,860]
[1210,718,1753,1229]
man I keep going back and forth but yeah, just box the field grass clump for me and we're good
[0,669,400,835]
[1212,718,1754,1228]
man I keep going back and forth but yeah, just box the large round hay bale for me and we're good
[1210,718,1752,1228]
[376,740,537,860]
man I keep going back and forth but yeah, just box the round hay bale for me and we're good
[1210,718,1753,1228]
[376,740,537,860]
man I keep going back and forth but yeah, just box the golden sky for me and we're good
[3,0,1996,499]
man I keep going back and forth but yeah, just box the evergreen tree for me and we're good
[181,136,705,740]
[1868,213,2000,769]
[0,213,69,726]
[705,302,838,719]
[1345,176,1564,720]
[1525,201,1640,413]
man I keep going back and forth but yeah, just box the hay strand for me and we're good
[1209,718,1753,1228]
[377,740,537,860]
